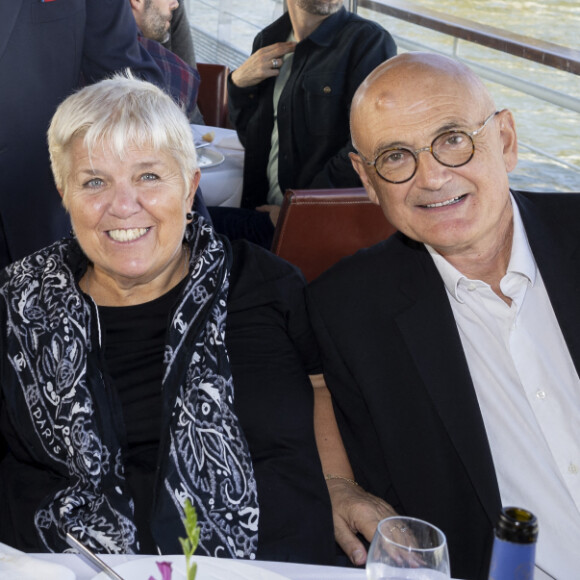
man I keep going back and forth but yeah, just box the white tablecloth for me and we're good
[191,124,244,208]
[32,553,366,580]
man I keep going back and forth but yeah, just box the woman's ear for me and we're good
[57,187,69,212]
[186,169,201,215]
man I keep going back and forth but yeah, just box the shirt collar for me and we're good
[425,193,537,302]
[307,7,349,47]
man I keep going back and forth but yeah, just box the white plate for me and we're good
[197,148,225,169]
[0,543,76,580]
[90,555,290,580]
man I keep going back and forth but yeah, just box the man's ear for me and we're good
[498,109,518,173]
[129,0,144,16]
[349,151,380,205]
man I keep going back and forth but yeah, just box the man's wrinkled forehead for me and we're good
[351,54,486,146]
[367,86,474,129]
[359,62,472,114]
[354,53,480,107]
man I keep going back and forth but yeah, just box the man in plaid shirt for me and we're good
[131,0,200,120]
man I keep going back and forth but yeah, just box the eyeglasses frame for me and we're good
[356,110,501,184]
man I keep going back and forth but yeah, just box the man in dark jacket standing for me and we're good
[211,0,396,248]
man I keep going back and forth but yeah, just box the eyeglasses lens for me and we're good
[432,131,475,167]
[375,149,415,183]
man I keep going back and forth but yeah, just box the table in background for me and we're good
[191,124,244,208]
[34,553,366,580]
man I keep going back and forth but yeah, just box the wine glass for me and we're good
[366,516,451,580]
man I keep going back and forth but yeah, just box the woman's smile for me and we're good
[106,227,151,242]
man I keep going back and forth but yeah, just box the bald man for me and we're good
[308,53,580,580]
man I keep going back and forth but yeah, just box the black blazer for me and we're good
[307,190,580,580]
[0,0,162,265]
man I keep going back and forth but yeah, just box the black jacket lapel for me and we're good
[515,191,580,375]
[395,243,501,523]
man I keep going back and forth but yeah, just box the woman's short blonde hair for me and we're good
[48,72,197,206]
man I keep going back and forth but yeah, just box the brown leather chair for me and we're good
[196,63,230,128]
[271,188,397,282]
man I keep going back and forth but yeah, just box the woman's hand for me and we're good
[231,42,296,88]
[326,478,398,566]
[310,373,398,566]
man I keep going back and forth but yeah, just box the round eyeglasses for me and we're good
[357,111,500,184]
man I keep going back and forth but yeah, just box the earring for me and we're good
[186,211,193,220]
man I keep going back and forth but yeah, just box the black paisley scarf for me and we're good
[0,215,259,557]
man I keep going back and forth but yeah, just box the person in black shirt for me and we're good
[0,74,334,564]
[210,0,397,248]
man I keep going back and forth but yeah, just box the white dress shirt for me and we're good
[426,198,580,580]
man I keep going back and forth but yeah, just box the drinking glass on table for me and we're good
[366,516,450,580]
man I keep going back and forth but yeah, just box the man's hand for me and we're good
[231,42,296,88]
[326,478,398,566]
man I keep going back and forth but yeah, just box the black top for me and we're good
[99,279,185,553]
[228,7,396,208]
[96,240,334,563]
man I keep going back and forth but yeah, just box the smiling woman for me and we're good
[48,74,199,306]
[0,75,335,564]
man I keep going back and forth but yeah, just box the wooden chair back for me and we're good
[271,188,396,282]
[197,63,230,128]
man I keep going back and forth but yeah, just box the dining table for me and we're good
[190,123,244,209]
[31,552,367,579]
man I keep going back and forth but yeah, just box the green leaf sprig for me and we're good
[179,499,200,580]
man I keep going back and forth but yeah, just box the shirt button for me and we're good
[569,463,578,474]
[468,283,477,291]
[536,390,546,399]
[323,86,332,94]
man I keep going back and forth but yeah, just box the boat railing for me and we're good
[354,0,580,76]
[192,1,580,74]
[357,0,580,114]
